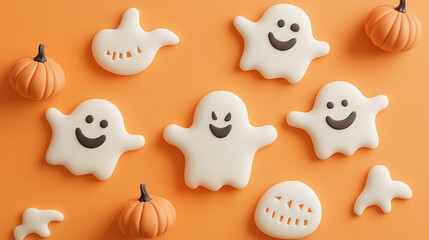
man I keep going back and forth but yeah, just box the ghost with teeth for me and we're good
[287,81,388,159]
[46,99,145,180]
[234,4,330,83]
[163,91,277,191]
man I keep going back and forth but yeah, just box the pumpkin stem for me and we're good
[139,184,152,202]
[34,44,47,63]
[395,0,406,13]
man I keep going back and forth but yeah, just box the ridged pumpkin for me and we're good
[9,44,65,100]
[117,184,176,238]
[364,0,422,52]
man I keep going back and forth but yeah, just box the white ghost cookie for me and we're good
[46,99,145,180]
[14,208,64,240]
[287,81,388,159]
[255,181,321,239]
[354,165,412,216]
[234,4,330,83]
[92,8,179,75]
[163,91,277,191]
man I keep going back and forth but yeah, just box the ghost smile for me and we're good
[209,124,232,138]
[326,111,356,130]
[75,128,106,148]
[268,32,297,51]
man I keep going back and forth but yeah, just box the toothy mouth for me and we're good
[209,124,232,138]
[75,128,106,148]
[268,32,297,51]
[325,111,357,130]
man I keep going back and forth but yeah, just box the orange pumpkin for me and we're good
[117,184,176,238]
[364,0,422,52]
[9,44,65,100]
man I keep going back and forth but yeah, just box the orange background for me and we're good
[0,0,428,239]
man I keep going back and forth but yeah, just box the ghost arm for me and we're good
[151,28,179,47]
[233,16,255,37]
[45,108,65,129]
[287,111,312,130]
[122,133,145,151]
[251,125,277,148]
[369,95,389,113]
[312,40,330,58]
[163,124,190,149]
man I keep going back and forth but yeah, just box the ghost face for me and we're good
[325,99,357,130]
[75,114,109,148]
[209,111,232,138]
[268,20,300,51]
[259,5,312,53]
[193,92,249,141]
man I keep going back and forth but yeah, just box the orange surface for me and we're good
[0,0,428,239]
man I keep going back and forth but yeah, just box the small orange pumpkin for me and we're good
[364,0,422,52]
[9,44,65,100]
[117,184,176,238]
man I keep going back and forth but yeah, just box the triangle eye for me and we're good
[224,113,231,122]
[212,111,217,120]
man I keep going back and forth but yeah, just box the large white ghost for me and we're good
[234,4,330,83]
[163,91,277,191]
[46,99,145,180]
[287,81,388,159]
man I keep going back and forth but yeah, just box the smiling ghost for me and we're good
[234,4,330,83]
[287,81,388,159]
[46,99,145,180]
[164,91,277,191]
[92,8,179,75]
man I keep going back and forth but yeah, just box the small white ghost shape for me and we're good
[234,4,330,83]
[164,91,277,191]
[46,99,145,180]
[354,165,412,215]
[92,8,179,75]
[14,208,64,240]
[287,81,388,159]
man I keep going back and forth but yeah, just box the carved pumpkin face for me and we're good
[92,8,179,75]
[254,181,321,239]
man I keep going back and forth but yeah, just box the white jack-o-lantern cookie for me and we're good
[255,181,321,239]
[14,208,64,240]
[354,165,412,216]
[92,8,179,75]
[234,4,330,83]
[287,81,388,159]
[163,91,277,191]
[46,99,145,180]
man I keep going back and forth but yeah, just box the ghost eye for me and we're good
[342,99,348,107]
[224,113,231,122]
[86,115,94,124]
[212,111,217,120]
[327,102,334,109]
[100,120,108,128]
[277,19,285,28]
[290,23,300,32]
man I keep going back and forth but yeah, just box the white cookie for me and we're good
[255,181,321,239]
[14,208,64,240]
[163,91,277,191]
[92,8,179,75]
[354,165,412,215]
[287,81,388,159]
[46,99,145,180]
[234,4,329,83]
